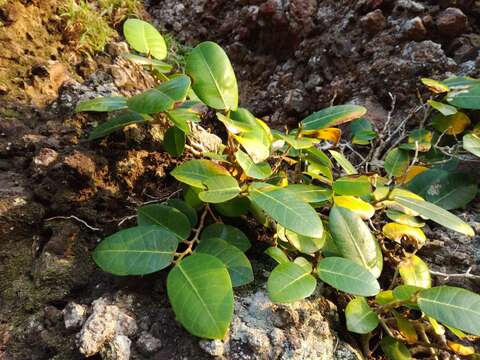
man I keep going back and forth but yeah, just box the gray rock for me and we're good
[136,331,163,355]
[199,339,224,357]
[101,335,131,360]
[77,297,137,357]
[63,302,87,329]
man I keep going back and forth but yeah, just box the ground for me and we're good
[0,0,479,359]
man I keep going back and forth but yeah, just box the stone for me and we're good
[63,302,87,329]
[33,148,58,169]
[403,17,427,41]
[198,339,224,357]
[283,88,309,113]
[436,8,468,37]
[136,331,162,355]
[359,9,386,34]
[100,335,131,360]
[77,297,137,357]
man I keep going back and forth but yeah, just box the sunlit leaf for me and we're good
[421,78,449,93]
[345,297,379,334]
[301,105,367,131]
[382,223,426,247]
[93,226,177,275]
[167,253,233,339]
[75,96,127,112]
[89,111,151,140]
[384,148,410,178]
[293,257,312,272]
[329,150,357,175]
[123,19,167,59]
[186,41,238,110]
[399,255,431,288]
[394,196,475,236]
[198,175,240,203]
[317,257,380,296]
[332,176,372,196]
[396,165,428,184]
[334,196,375,219]
[418,286,480,336]
[386,210,425,227]
[122,53,172,72]
[267,262,316,303]
[427,100,457,116]
[305,127,342,145]
[235,149,272,179]
[447,341,475,356]
[463,133,480,157]
[431,112,471,135]
[284,227,326,254]
[285,184,332,203]
[265,247,290,264]
[328,206,382,278]
[447,84,480,109]
[171,159,230,189]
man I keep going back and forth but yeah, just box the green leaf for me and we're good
[304,147,332,167]
[157,75,191,102]
[399,255,431,289]
[317,257,380,296]
[184,186,203,209]
[447,84,480,109]
[186,41,238,110]
[427,100,457,116]
[418,286,480,336]
[334,195,375,219]
[328,206,382,278]
[284,228,326,254]
[88,111,151,140]
[171,159,230,189]
[393,285,422,303]
[443,76,480,88]
[293,257,312,272]
[235,150,272,179]
[198,175,240,203]
[167,253,233,339]
[200,223,251,252]
[345,297,379,334]
[265,247,290,264]
[163,126,185,157]
[122,53,172,72]
[431,112,471,135]
[163,199,197,227]
[127,89,172,114]
[214,197,250,217]
[284,184,332,204]
[386,210,425,228]
[267,262,316,303]
[123,19,167,60]
[384,148,410,177]
[196,238,253,287]
[274,132,317,150]
[380,337,413,360]
[407,169,477,210]
[329,150,357,175]
[332,176,372,196]
[463,133,480,157]
[93,226,177,275]
[234,133,270,164]
[394,196,474,236]
[167,108,200,133]
[248,183,324,238]
[301,105,367,131]
[137,204,191,240]
[75,96,127,112]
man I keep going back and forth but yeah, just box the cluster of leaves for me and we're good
[76,19,480,358]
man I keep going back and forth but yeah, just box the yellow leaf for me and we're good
[428,317,445,335]
[447,341,475,356]
[333,196,375,219]
[421,78,449,93]
[399,255,431,288]
[393,311,418,342]
[305,128,342,145]
[396,165,429,183]
[432,112,471,135]
[383,223,427,247]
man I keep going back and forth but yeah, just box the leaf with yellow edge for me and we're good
[393,310,418,343]
[334,196,375,219]
[446,325,468,339]
[382,223,427,247]
[447,341,475,356]
[399,255,431,288]
[396,165,428,184]
[329,150,357,175]
[421,78,449,93]
[432,112,471,135]
[427,317,445,335]
[427,100,457,116]
[304,128,342,145]
[386,210,425,227]
[463,133,480,157]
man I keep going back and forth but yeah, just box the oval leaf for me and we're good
[198,175,240,203]
[75,96,127,113]
[418,286,480,336]
[200,223,251,252]
[334,195,375,219]
[285,184,332,204]
[186,41,238,110]
[329,150,357,175]
[171,159,230,189]
[380,336,413,360]
[399,255,431,289]
[345,297,379,334]
[265,247,290,264]
[163,126,186,157]
[431,112,471,135]
[317,257,380,296]
[93,226,177,275]
[328,206,383,278]
[267,262,316,303]
[235,149,272,179]
[89,111,151,140]
[463,133,480,157]
[301,105,367,131]
[167,253,234,339]
[446,84,480,109]
[248,183,324,238]
[137,204,191,240]
[385,148,410,178]
[163,199,197,227]
[123,19,167,60]
[196,238,253,287]
[332,176,372,196]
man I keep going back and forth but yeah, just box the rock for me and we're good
[77,297,137,357]
[403,17,427,41]
[106,42,129,57]
[334,342,364,360]
[283,88,309,113]
[33,148,59,170]
[136,331,162,355]
[63,302,87,329]
[359,9,386,34]
[393,0,425,14]
[436,8,468,37]
[200,287,336,359]
[199,339,224,357]
[100,335,131,360]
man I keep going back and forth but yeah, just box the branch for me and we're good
[429,267,480,281]
[45,215,102,232]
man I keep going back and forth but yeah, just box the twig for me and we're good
[430,267,480,281]
[45,215,102,232]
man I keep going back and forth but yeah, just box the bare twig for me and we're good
[45,215,102,231]
[430,267,480,281]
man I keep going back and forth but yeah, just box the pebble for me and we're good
[359,9,386,34]
[436,7,468,37]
